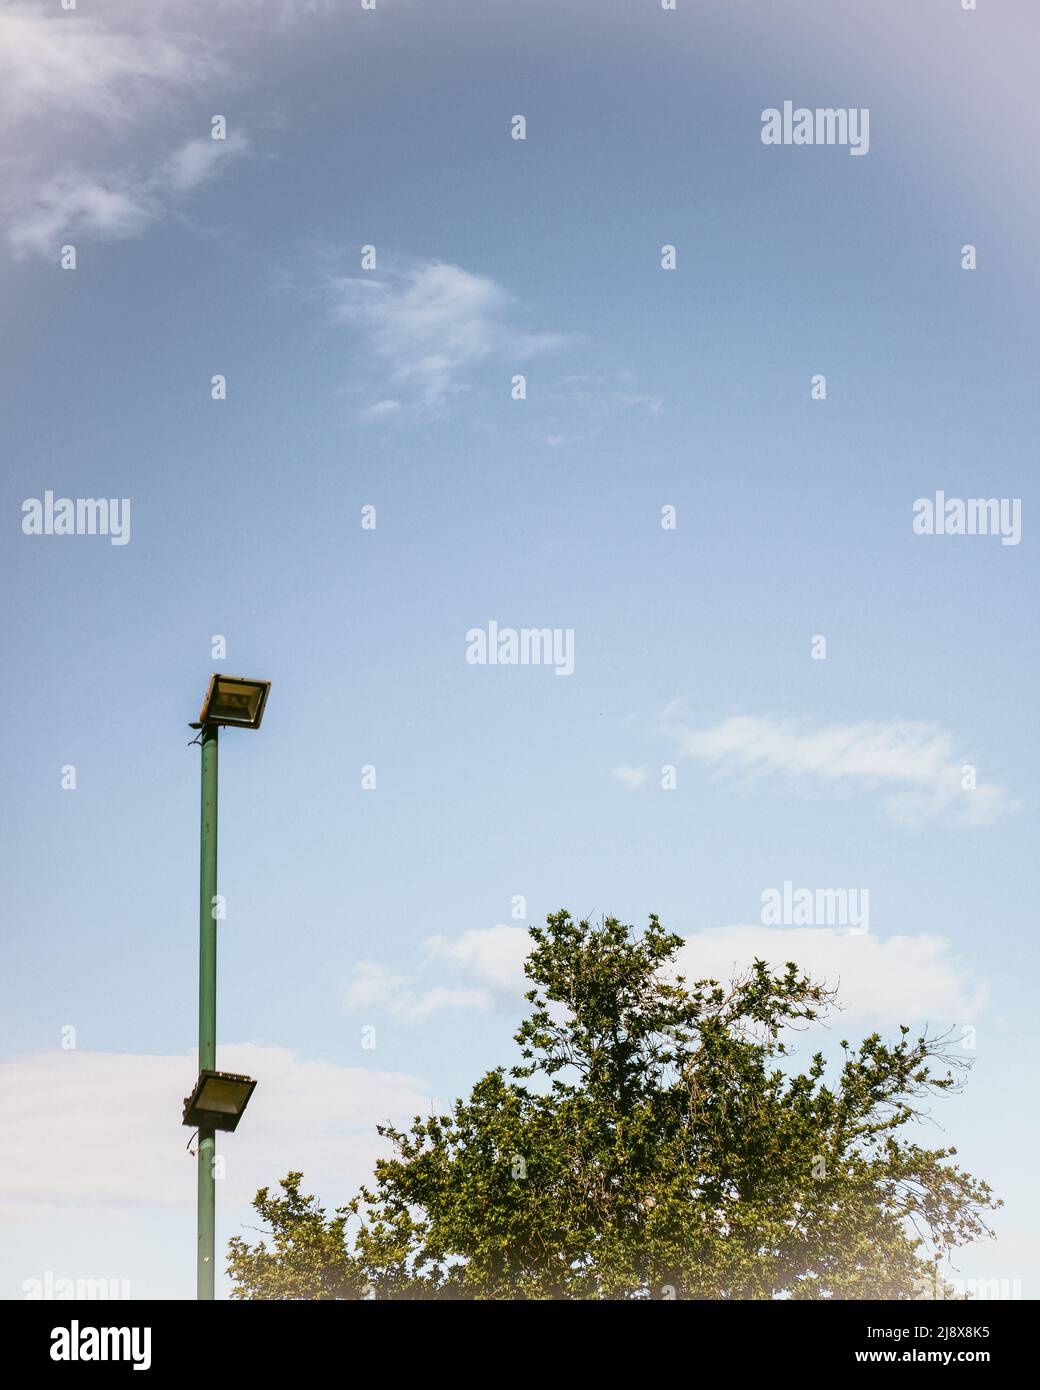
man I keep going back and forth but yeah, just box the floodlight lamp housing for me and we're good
[196,675,271,730]
[182,1069,257,1132]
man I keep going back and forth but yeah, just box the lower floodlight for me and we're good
[182,1069,257,1133]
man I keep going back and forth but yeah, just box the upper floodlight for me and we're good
[197,675,271,730]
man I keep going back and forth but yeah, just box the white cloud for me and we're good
[340,960,408,1014]
[341,925,531,1023]
[359,398,401,420]
[425,925,531,998]
[341,959,494,1023]
[343,920,985,1034]
[7,175,152,258]
[161,132,249,195]
[609,390,662,413]
[6,134,249,257]
[674,925,986,1028]
[0,0,341,138]
[665,714,1016,826]
[0,1043,432,1216]
[0,4,222,130]
[611,763,648,789]
[0,2,269,256]
[328,259,567,409]
[399,987,493,1024]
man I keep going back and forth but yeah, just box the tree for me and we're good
[228,911,999,1300]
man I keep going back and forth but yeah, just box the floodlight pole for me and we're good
[197,722,218,1300]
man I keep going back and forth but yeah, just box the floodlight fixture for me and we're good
[194,675,271,730]
[183,1069,257,1133]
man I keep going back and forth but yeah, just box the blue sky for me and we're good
[2,0,1038,1299]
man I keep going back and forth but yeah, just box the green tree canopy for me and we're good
[228,911,998,1299]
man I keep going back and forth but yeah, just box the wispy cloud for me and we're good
[6,174,152,258]
[0,1,266,256]
[341,925,531,1022]
[359,398,401,421]
[0,3,222,129]
[294,258,660,424]
[326,259,567,413]
[611,763,649,789]
[537,372,664,447]
[6,133,249,257]
[161,132,249,195]
[664,713,1017,826]
[341,959,494,1024]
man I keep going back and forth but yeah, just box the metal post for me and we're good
[197,723,218,1299]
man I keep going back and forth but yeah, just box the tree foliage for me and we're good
[228,911,999,1300]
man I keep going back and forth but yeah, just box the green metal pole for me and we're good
[197,723,218,1300]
